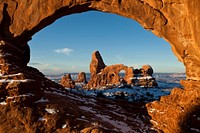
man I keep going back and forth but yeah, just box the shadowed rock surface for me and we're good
[0,0,199,132]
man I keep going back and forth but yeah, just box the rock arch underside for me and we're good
[0,0,199,132]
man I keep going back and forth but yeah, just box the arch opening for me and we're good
[119,70,125,78]
[28,11,185,102]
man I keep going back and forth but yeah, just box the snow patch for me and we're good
[81,116,86,119]
[0,101,7,105]
[191,128,200,132]
[0,73,23,78]
[45,108,57,115]
[62,124,67,128]
[137,76,153,80]
[44,90,67,97]
[79,106,96,114]
[96,113,133,133]
[38,117,47,122]
[0,79,35,83]
[0,53,13,57]
[35,97,49,103]
[7,93,35,99]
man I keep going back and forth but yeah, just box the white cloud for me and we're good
[54,48,73,55]
[71,66,76,69]
[115,55,122,60]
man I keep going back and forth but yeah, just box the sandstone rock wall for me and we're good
[0,0,199,132]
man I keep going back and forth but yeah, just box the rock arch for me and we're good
[88,64,134,88]
[0,0,200,132]
[1,0,200,80]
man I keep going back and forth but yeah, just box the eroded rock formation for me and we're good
[90,51,106,76]
[76,72,87,83]
[88,64,134,88]
[59,51,157,89]
[87,51,157,89]
[141,65,153,76]
[60,74,75,89]
[0,0,199,132]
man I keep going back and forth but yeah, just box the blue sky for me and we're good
[28,11,185,75]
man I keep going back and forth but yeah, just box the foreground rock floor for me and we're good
[0,69,199,132]
[0,85,156,133]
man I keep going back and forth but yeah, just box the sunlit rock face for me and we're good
[90,51,106,77]
[61,51,157,89]
[76,72,87,83]
[88,63,134,88]
[60,74,75,89]
[88,51,157,89]
[146,80,200,133]
[0,0,199,132]
[141,65,153,77]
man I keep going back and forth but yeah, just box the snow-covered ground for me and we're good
[46,73,186,102]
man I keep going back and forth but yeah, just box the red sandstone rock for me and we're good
[88,64,134,89]
[60,74,75,89]
[88,52,157,89]
[141,65,153,76]
[76,72,87,83]
[88,51,134,88]
[90,51,106,76]
[146,81,200,132]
